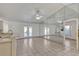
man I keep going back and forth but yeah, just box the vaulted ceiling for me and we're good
[0,3,71,23]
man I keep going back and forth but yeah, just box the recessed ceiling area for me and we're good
[0,3,71,23]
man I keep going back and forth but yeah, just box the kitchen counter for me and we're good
[0,38,12,43]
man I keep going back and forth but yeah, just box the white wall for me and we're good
[0,20,9,33]
[0,21,3,31]
[39,24,44,36]
[3,20,9,33]
[7,21,40,37]
[49,24,56,35]
[8,21,24,37]
[39,23,56,36]
[32,24,40,36]
[0,19,56,38]
[7,21,57,38]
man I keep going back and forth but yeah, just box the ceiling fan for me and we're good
[34,9,43,20]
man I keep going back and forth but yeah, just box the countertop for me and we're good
[0,38,12,43]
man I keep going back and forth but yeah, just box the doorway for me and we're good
[64,18,78,50]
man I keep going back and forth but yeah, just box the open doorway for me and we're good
[64,18,78,50]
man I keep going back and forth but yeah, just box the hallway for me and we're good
[16,36,78,56]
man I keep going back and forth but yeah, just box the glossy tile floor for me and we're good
[16,36,79,56]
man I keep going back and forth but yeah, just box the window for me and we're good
[24,26,27,37]
[44,27,50,39]
[24,26,32,37]
[29,26,32,36]
[44,27,50,35]
[64,25,71,36]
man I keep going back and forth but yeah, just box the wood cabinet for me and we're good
[0,41,12,56]
[0,38,16,56]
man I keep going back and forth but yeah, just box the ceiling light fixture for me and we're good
[57,20,62,23]
[35,9,43,20]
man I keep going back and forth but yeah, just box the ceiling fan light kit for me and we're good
[35,9,43,20]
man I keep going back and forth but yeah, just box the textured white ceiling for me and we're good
[0,3,69,23]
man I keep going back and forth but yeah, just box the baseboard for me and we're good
[65,37,76,40]
[16,35,64,40]
[16,36,43,40]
